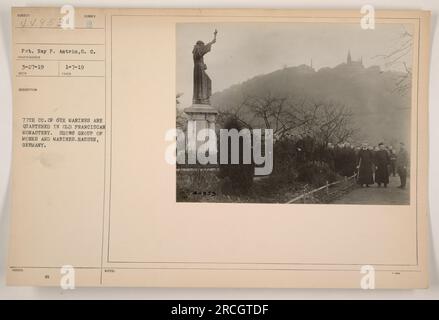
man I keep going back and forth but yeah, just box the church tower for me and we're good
[347,50,352,64]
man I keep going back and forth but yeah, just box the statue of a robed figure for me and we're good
[192,29,217,104]
[184,29,219,163]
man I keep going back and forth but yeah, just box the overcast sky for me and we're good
[176,22,413,108]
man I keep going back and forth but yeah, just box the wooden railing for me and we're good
[286,173,357,204]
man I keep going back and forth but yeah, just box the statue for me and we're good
[192,29,217,105]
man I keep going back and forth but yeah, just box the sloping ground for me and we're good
[331,176,409,205]
[177,169,358,204]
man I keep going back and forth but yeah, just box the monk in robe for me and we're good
[192,30,217,104]
[374,142,390,187]
[357,143,374,187]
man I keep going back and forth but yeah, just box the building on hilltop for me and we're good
[346,49,363,67]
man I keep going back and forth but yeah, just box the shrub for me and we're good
[176,168,220,201]
[297,162,337,187]
[218,117,255,195]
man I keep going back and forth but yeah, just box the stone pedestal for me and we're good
[184,104,218,164]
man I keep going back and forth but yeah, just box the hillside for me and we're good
[210,61,411,146]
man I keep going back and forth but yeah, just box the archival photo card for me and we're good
[7,8,429,288]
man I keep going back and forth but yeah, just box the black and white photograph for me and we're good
[176,22,413,205]
[1,4,434,296]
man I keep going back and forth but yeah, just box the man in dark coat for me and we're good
[357,143,374,187]
[374,142,390,187]
[396,142,409,189]
[389,147,397,177]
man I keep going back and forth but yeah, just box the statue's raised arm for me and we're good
[210,29,218,45]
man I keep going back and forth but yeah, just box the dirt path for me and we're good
[331,175,410,205]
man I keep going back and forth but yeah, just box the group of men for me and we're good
[325,141,409,189]
[356,142,409,189]
[286,136,409,189]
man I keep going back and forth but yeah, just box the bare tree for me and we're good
[176,92,184,106]
[373,25,413,96]
[176,108,187,130]
[176,93,187,130]
[218,94,319,141]
[306,102,358,144]
[216,96,254,130]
